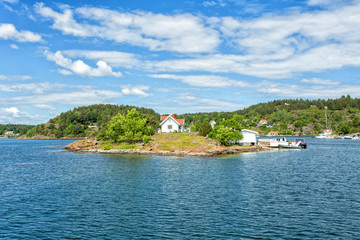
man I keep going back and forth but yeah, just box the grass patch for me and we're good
[102,141,135,150]
[149,133,220,151]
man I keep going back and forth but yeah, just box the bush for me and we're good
[208,126,243,146]
[106,108,154,143]
[198,122,212,136]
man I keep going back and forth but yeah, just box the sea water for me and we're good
[1,138,360,239]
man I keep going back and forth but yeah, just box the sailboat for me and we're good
[314,106,334,139]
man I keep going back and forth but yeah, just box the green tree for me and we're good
[198,122,212,136]
[208,125,243,146]
[336,121,351,134]
[106,108,153,143]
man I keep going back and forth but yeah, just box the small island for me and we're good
[65,133,267,157]
[65,108,267,157]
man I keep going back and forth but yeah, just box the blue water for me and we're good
[1,138,360,239]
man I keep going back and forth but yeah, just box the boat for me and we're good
[314,134,335,139]
[341,135,353,140]
[258,137,288,147]
[314,106,335,139]
[352,133,360,140]
[278,138,307,149]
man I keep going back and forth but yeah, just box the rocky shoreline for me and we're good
[65,140,271,157]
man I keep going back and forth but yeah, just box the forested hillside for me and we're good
[178,96,360,135]
[26,104,160,138]
[24,96,360,139]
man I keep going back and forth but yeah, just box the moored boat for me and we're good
[279,138,307,149]
[258,137,288,147]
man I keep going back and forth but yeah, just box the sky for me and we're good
[1,0,360,124]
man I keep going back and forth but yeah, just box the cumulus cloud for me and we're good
[0,23,42,42]
[215,3,360,78]
[149,74,249,88]
[34,2,220,53]
[121,85,150,98]
[44,50,122,77]
[62,50,140,68]
[0,107,36,124]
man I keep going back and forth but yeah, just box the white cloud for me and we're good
[0,75,32,81]
[0,23,42,42]
[34,104,56,111]
[300,78,340,85]
[307,0,354,7]
[62,50,139,68]
[0,107,37,124]
[148,74,249,88]
[0,85,151,106]
[203,1,217,7]
[121,85,150,98]
[34,3,220,53]
[214,3,360,78]
[169,93,246,111]
[10,43,18,49]
[203,0,226,7]
[2,0,19,3]
[44,50,122,77]
[0,82,65,94]
[252,80,360,99]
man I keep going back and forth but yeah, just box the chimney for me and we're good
[172,113,175,118]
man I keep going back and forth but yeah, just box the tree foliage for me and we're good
[105,108,154,143]
[26,104,159,138]
[208,125,243,146]
[198,122,212,136]
[0,124,34,136]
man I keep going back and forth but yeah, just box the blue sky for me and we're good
[1,0,360,124]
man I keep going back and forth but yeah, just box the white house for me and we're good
[209,120,216,128]
[238,129,258,146]
[160,114,185,133]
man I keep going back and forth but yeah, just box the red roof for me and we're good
[160,114,185,125]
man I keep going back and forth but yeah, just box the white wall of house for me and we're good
[238,129,258,146]
[161,117,180,133]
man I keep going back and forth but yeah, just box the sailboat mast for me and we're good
[325,106,328,129]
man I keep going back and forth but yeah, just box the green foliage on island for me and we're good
[207,114,244,145]
[0,124,35,136]
[198,122,212,136]
[26,104,160,139]
[208,126,243,146]
[105,108,154,143]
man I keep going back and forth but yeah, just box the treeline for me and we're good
[178,96,360,135]
[236,95,360,116]
[26,104,160,138]
[0,124,35,135]
[24,96,360,139]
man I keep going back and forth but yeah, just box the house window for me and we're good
[168,125,172,130]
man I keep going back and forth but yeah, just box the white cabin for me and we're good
[160,114,185,133]
[238,129,258,146]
